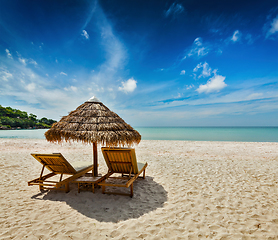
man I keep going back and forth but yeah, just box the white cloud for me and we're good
[60,72,67,76]
[81,30,89,40]
[0,68,13,81]
[88,3,128,96]
[16,53,38,66]
[197,73,227,94]
[119,78,137,93]
[186,84,194,90]
[193,63,201,72]
[99,23,126,71]
[29,73,35,79]
[193,62,212,78]
[194,37,202,46]
[25,83,36,92]
[197,47,207,56]
[5,49,13,59]
[29,59,38,66]
[64,86,77,92]
[165,3,184,18]
[180,70,185,75]
[200,62,212,78]
[18,57,27,65]
[186,37,209,58]
[231,30,241,42]
[0,59,82,120]
[266,15,278,38]
[149,77,278,118]
[246,93,263,100]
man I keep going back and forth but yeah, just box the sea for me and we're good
[0,127,278,142]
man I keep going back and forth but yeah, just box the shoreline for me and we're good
[1,138,278,144]
[1,139,278,239]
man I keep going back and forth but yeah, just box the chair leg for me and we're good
[143,169,146,179]
[102,185,105,194]
[130,184,133,198]
[65,183,70,193]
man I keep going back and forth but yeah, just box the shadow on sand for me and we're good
[31,176,167,223]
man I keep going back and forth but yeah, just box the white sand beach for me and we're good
[1,139,278,240]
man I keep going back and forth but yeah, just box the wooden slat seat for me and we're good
[28,153,94,193]
[98,147,148,197]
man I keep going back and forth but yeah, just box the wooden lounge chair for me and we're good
[28,153,94,193]
[99,147,148,197]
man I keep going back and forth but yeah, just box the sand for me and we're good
[0,139,278,240]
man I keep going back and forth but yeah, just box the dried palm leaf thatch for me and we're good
[45,98,141,146]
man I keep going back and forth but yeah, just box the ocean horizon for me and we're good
[0,127,278,142]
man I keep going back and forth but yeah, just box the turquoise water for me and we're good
[0,129,48,139]
[0,127,278,142]
[135,127,278,142]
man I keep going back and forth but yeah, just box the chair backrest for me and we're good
[101,147,139,174]
[31,153,77,174]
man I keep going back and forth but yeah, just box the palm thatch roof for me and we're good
[45,97,141,146]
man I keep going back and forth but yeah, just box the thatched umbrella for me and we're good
[45,96,141,176]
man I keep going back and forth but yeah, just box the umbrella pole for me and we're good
[93,142,98,176]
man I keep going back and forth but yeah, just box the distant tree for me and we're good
[29,113,37,122]
[0,105,6,117]
[17,110,28,119]
[39,117,48,124]
[39,117,56,126]
[0,106,56,129]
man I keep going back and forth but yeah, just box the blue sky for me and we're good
[0,0,278,126]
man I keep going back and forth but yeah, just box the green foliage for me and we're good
[29,113,37,122]
[0,105,56,129]
[39,117,56,126]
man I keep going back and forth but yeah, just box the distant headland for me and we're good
[0,105,56,130]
